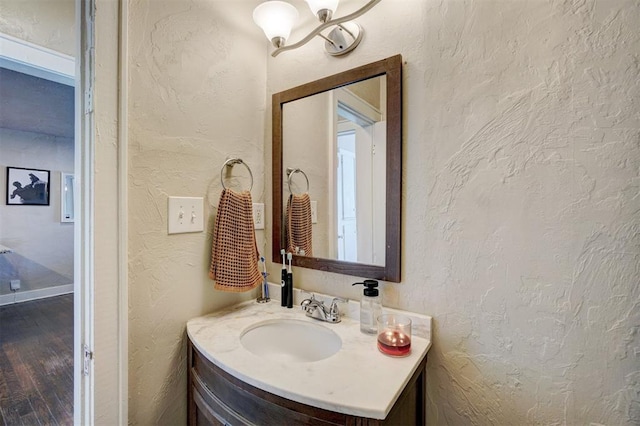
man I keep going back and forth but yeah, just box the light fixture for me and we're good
[305,0,339,21]
[253,1,299,49]
[253,0,382,57]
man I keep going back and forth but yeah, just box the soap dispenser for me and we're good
[352,280,382,335]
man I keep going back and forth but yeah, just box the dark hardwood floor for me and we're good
[0,294,73,425]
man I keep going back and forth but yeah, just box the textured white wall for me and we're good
[0,129,74,279]
[266,0,640,424]
[126,0,267,424]
[0,0,75,56]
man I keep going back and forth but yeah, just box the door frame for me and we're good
[77,0,129,423]
[77,0,129,421]
[75,0,94,422]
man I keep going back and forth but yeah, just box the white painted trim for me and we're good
[75,0,95,424]
[0,284,74,306]
[0,32,75,86]
[117,0,129,423]
[335,87,382,125]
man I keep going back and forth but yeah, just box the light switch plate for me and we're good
[168,196,204,234]
[311,201,318,224]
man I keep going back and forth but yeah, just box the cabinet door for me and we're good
[192,378,252,426]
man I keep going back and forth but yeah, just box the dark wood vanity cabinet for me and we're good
[188,340,428,426]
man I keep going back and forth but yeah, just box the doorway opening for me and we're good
[0,24,92,423]
[333,84,386,266]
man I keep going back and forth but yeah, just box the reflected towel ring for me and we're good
[221,158,254,191]
[286,167,310,194]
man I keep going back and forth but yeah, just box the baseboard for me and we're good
[0,284,74,306]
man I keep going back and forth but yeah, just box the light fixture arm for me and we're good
[271,0,382,57]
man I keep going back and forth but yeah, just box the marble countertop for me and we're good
[186,284,432,420]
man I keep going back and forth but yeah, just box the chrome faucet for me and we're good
[300,294,346,323]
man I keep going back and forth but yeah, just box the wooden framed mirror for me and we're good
[272,55,402,282]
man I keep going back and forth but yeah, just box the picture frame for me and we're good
[6,167,50,206]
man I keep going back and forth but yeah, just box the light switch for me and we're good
[168,196,204,234]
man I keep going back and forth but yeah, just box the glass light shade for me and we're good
[253,1,299,42]
[305,0,339,15]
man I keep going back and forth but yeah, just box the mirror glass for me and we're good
[283,75,386,265]
[273,55,402,282]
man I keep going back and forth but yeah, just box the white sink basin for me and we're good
[240,319,342,363]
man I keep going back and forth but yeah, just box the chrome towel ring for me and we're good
[221,158,254,191]
[286,167,309,194]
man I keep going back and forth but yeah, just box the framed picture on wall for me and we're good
[6,167,50,206]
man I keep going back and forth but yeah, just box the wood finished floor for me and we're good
[0,294,73,425]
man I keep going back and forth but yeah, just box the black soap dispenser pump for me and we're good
[352,280,382,335]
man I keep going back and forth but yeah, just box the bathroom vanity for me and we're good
[186,292,431,425]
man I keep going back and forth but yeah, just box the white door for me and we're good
[337,130,358,261]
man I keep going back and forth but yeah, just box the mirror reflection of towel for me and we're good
[209,189,262,292]
[286,193,313,256]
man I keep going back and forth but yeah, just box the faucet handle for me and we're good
[329,297,348,314]
[300,292,317,310]
[302,291,317,301]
